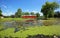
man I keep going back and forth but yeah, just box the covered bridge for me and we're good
[21,15,36,19]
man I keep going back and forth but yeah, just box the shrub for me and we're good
[42,20,55,26]
[26,34,59,38]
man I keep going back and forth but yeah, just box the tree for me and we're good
[36,13,40,20]
[0,8,2,16]
[30,12,35,15]
[41,2,59,19]
[10,15,15,18]
[15,8,22,18]
[54,11,60,18]
[24,12,30,15]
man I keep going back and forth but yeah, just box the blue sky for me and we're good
[0,0,60,16]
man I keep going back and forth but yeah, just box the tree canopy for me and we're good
[41,2,59,19]
[30,12,35,15]
[36,13,40,20]
[24,12,30,15]
[54,11,60,18]
[15,8,22,18]
[0,8,2,16]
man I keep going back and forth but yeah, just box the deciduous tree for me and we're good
[36,13,40,20]
[41,2,59,19]
[15,8,22,18]
[0,8,2,16]
[30,12,35,15]
[24,12,30,15]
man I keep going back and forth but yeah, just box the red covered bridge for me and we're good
[21,15,36,19]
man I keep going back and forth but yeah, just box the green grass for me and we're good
[0,18,29,22]
[0,25,60,38]
[0,18,60,38]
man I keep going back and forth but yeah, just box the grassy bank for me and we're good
[0,18,29,22]
[0,25,60,38]
[0,18,60,38]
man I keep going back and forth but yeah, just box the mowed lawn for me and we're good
[0,18,29,22]
[0,25,60,38]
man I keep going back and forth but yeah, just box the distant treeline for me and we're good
[0,2,60,20]
[54,11,60,18]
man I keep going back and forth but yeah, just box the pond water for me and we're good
[0,20,60,32]
[0,20,43,32]
[0,20,60,28]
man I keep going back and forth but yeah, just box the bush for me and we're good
[26,34,59,38]
[42,20,55,26]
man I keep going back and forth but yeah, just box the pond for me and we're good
[0,19,60,32]
[0,20,43,32]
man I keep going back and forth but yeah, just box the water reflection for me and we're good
[0,20,60,32]
[0,20,43,32]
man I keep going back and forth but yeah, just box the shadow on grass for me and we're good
[26,34,60,38]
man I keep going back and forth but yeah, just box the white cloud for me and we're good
[2,4,7,9]
[39,12,43,16]
[2,12,8,16]
[24,9,30,12]
[32,10,43,16]
[24,9,39,13]
[32,10,38,13]
[2,11,14,16]
[54,8,60,12]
